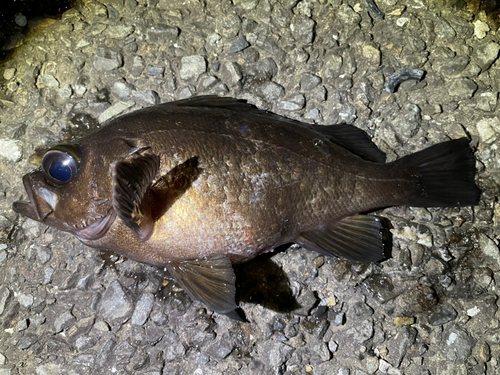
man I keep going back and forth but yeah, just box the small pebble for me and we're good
[14,13,27,27]
[16,319,29,331]
[229,35,250,53]
[393,316,415,326]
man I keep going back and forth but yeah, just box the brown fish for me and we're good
[13,96,481,317]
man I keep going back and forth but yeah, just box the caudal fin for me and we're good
[395,138,481,207]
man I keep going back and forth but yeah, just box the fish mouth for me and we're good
[13,172,57,222]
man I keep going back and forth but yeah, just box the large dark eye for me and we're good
[42,144,81,184]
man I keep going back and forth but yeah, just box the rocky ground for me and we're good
[0,0,500,374]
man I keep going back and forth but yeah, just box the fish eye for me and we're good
[42,145,81,184]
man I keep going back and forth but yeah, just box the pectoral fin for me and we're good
[112,153,160,241]
[297,215,385,263]
[168,255,238,314]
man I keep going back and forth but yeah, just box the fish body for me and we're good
[13,96,481,316]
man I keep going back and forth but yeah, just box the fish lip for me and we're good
[13,173,43,221]
[13,172,55,222]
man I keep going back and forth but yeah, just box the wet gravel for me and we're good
[1,0,500,374]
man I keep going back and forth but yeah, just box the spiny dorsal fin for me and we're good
[312,124,386,163]
[168,254,238,314]
[112,153,159,241]
[297,215,385,263]
[173,96,386,163]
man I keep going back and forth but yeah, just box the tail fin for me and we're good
[394,138,481,207]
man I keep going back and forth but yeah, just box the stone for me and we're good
[337,320,374,354]
[428,303,458,326]
[257,340,294,367]
[132,90,160,106]
[347,299,374,321]
[362,45,381,66]
[35,246,52,264]
[37,74,59,89]
[0,139,22,162]
[447,78,478,100]
[207,33,221,47]
[104,25,134,39]
[386,326,417,367]
[247,58,278,80]
[229,35,250,53]
[379,359,401,374]
[54,310,76,333]
[35,363,62,375]
[94,321,110,331]
[473,41,500,71]
[394,104,421,139]
[147,66,165,77]
[220,62,243,86]
[0,353,5,365]
[365,356,379,374]
[293,287,317,315]
[112,81,132,98]
[180,55,206,80]
[476,117,500,143]
[95,339,116,371]
[14,13,27,27]
[131,292,154,325]
[277,93,306,111]
[435,55,470,77]
[476,92,498,112]
[300,73,322,90]
[478,233,500,268]
[18,333,38,350]
[93,48,123,71]
[16,319,28,331]
[473,341,491,362]
[233,0,259,10]
[260,81,285,101]
[393,316,415,326]
[146,25,178,43]
[17,293,34,308]
[0,287,11,316]
[290,14,315,43]
[177,86,193,99]
[98,101,135,123]
[304,108,321,121]
[206,334,234,359]
[99,280,133,323]
[57,86,72,99]
[440,324,476,361]
[473,20,489,39]
[129,55,145,76]
[3,68,16,80]
[75,336,97,351]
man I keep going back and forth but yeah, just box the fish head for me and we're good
[13,142,119,241]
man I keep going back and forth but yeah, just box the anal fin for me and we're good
[296,215,385,263]
[168,255,238,314]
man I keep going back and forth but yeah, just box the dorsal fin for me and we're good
[312,124,386,163]
[172,96,386,163]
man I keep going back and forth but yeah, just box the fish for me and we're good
[13,96,481,318]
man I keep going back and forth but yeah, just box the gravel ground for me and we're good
[1,0,500,374]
